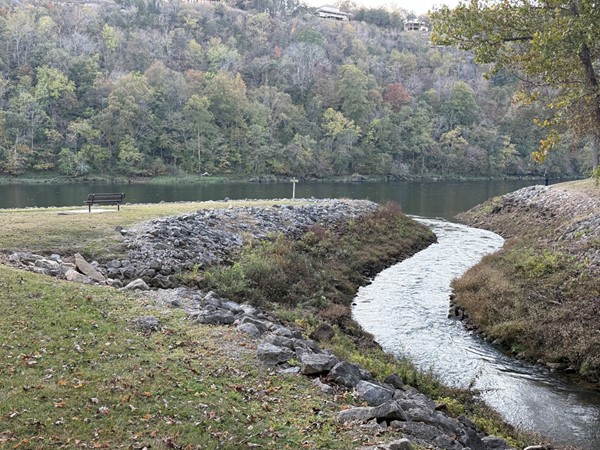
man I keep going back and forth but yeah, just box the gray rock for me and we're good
[309,323,335,342]
[405,407,433,423]
[120,278,150,291]
[389,439,413,450]
[338,406,374,423]
[390,421,444,441]
[338,400,406,424]
[256,342,294,365]
[396,389,437,413]
[10,252,42,263]
[356,380,394,406]
[221,301,243,315]
[384,373,404,389]
[64,269,92,284]
[35,259,60,273]
[105,278,123,288]
[428,412,463,436]
[239,316,270,335]
[370,400,408,422]
[134,316,160,332]
[481,436,512,450]
[359,368,374,381]
[106,259,122,269]
[239,304,258,316]
[432,434,456,449]
[329,361,363,388]
[153,274,174,288]
[237,322,261,337]
[120,265,136,279]
[271,325,294,338]
[202,291,223,307]
[265,334,295,349]
[196,309,235,325]
[74,253,105,282]
[60,263,77,276]
[293,338,322,354]
[31,267,49,276]
[300,353,339,375]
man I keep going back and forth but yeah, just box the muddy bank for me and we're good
[454,181,600,383]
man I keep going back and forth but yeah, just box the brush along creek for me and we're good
[4,196,598,449]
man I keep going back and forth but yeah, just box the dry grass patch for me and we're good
[0,200,296,259]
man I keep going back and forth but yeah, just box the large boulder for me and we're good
[256,343,294,366]
[64,269,92,284]
[329,361,363,388]
[356,380,394,406]
[300,353,339,375]
[195,309,235,325]
[75,253,105,282]
[338,400,407,424]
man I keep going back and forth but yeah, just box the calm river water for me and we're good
[0,179,539,218]
[3,178,599,446]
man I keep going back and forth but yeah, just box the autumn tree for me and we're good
[431,0,600,169]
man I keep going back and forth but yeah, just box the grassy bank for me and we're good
[0,200,286,259]
[200,203,436,346]
[454,179,600,384]
[0,201,537,448]
[0,265,386,449]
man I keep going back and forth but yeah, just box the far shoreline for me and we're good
[0,172,566,186]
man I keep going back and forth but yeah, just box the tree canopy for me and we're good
[0,0,592,179]
[431,0,600,169]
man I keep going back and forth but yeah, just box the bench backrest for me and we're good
[87,193,125,202]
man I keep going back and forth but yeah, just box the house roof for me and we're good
[317,5,351,16]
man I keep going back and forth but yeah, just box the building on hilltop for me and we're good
[404,20,429,32]
[316,5,351,21]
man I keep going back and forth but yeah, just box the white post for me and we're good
[291,178,298,200]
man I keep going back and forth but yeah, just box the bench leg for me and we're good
[117,204,120,211]
[89,204,91,213]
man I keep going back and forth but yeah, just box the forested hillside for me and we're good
[0,0,591,179]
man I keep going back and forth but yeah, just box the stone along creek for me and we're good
[352,218,600,449]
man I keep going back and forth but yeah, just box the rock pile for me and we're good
[115,199,378,288]
[143,287,517,450]
[8,251,124,287]
[462,184,600,267]
[7,199,379,288]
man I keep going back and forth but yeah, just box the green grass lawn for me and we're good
[0,266,388,449]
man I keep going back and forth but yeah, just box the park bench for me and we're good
[85,193,125,212]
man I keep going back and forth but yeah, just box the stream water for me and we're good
[353,218,600,448]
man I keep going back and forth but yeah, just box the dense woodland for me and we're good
[0,0,593,179]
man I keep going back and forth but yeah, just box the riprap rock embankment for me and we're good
[9,199,378,288]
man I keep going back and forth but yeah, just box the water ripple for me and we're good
[353,218,600,449]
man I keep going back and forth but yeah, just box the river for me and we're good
[0,179,539,219]
[353,218,600,449]
[2,179,599,446]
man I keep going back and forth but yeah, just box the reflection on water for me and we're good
[353,218,600,449]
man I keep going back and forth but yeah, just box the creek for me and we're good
[353,218,600,449]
